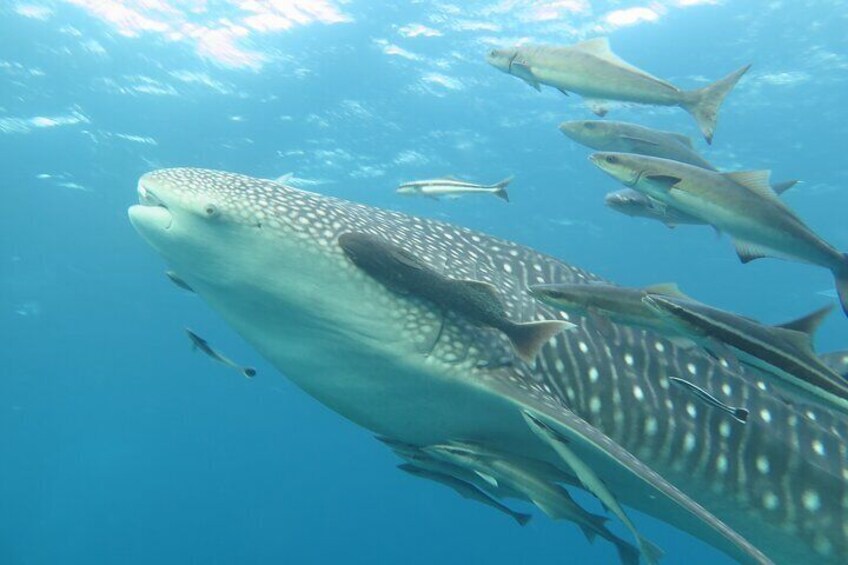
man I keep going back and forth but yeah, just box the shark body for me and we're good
[129,168,848,564]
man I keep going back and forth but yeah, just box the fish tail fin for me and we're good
[491,175,513,202]
[513,512,532,526]
[681,64,750,144]
[834,255,848,317]
[638,536,665,565]
[508,320,574,364]
[579,524,598,544]
[733,407,750,423]
[613,539,642,565]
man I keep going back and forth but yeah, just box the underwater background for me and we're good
[1,1,846,563]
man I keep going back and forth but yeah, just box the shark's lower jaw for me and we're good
[128,204,173,232]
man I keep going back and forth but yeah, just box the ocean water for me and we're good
[2,1,847,564]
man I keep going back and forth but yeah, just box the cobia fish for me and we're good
[560,120,716,170]
[486,38,750,143]
[604,180,799,229]
[589,152,848,317]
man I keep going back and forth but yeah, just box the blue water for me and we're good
[2,1,846,564]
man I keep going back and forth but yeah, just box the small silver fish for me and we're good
[185,329,256,378]
[165,270,195,293]
[669,377,749,424]
[396,176,512,201]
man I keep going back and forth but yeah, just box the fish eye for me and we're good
[584,123,595,129]
[605,155,618,164]
[204,203,219,217]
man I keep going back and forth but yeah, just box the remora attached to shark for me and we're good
[129,168,848,564]
[486,38,750,143]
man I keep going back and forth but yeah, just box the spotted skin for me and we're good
[129,168,847,564]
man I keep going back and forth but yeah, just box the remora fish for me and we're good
[528,281,692,338]
[589,152,848,316]
[486,38,750,143]
[522,410,664,565]
[604,180,799,229]
[641,295,848,412]
[819,351,848,379]
[426,442,641,565]
[130,167,848,563]
[396,176,512,202]
[337,231,572,364]
[378,436,581,501]
[528,282,747,371]
[185,328,256,378]
[398,463,532,526]
[165,270,195,292]
[667,377,750,424]
[560,120,715,170]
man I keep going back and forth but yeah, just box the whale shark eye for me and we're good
[204,203,219,217]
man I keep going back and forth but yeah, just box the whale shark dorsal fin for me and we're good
[775,304,834,339]
[722,170,779,201]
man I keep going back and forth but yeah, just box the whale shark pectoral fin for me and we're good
[484,377,771,565]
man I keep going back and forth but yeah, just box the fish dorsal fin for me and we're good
[572,37,614,55]
[776,304,834,339]
[620,135,660,148]
[730,238,772,264]
[771,179,799,195]
[273,172,294,184]
[572,37,676,88]
[457,279,502,304]
[772,327,817,354]
[644,282,687,298]
[668,132,694,148]
[722,170,779,200]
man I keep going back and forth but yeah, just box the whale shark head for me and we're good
[127,168,535,441]
[128,168,418,395]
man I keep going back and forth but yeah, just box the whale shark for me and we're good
[128,168,848,564]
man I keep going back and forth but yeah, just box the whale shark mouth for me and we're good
[129,184,173,231]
